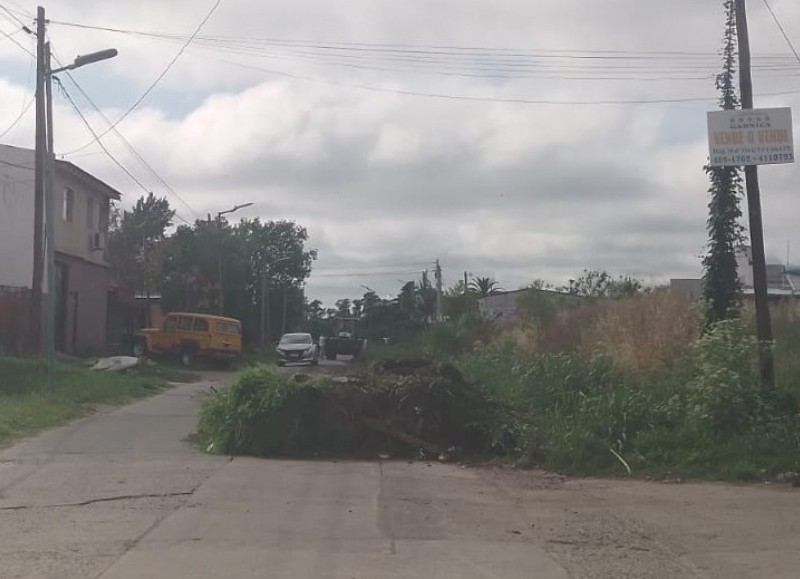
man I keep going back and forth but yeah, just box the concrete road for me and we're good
[2,367,798,578]
[0,370,569,579]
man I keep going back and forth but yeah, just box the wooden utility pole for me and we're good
[29,6,46,354]
[260,270,267,347]
[735,0,775,389]
[281,285,288,336]
[434,259,443,322]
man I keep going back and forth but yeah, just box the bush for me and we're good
[196,367,337,456]
[686,319,763,433]
[196,360,512,459]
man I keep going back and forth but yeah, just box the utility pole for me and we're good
[216,214,224,314]
[434,259,443,322]
[281,285,288,335]
[215,203,254,315]
[260,269,268,347]
[735,0,775,389]
[44,40,55,380]
[29,6,46,355]
[464,271,468,294]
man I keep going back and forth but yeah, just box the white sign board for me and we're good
[707,107,794,167]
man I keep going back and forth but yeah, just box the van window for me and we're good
[163,317,178,331]
[178,317,193,331]
[193,318,210,332]
[216,321,241,334]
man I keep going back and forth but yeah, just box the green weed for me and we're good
[0,357,193,446]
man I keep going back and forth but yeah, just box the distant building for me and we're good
[670,246,800,301]
[0,144,121,354]
[478,288,583,320]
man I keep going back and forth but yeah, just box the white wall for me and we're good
[0,145,35,289]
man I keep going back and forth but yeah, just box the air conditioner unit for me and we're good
[89,232,103,251]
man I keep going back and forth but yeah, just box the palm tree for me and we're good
[469,276,502,298]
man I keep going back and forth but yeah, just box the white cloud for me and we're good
[2,0,800,306]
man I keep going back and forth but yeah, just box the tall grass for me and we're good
[0,357,193,446]
[378,291,800,480]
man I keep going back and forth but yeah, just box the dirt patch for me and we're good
[479,467,800,578]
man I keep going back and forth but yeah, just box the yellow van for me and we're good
[133,312,242,366]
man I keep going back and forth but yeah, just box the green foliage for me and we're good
[563,269,645,298]
[106,193,175,310]
[516,289,560,326]
[198,367,308,455]
[197,367,356,456]
[702,0,745,326]
[159,217,316,343]
[460,323,799,479]
[443,282,478,320]
[469,276,502,298]
[0,357,184,445]
[686,319,764,433]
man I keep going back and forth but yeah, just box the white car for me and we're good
[276,333,320,366]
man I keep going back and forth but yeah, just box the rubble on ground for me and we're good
[202,358,514,460]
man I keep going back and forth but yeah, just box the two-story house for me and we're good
[0,144,121,354]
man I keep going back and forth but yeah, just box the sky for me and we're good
[2,0,800,305]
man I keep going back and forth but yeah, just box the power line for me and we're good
[63,0,225,156]
[53,78,197,222]
[762,0,800,68]
[223,59,800,105]
[0,21,33,56]
[0,1,27,29]
[0,93,33,139]
[42,20,800,61]
[55,79,149,190]
[311,270,426,278]
[47,20,800,73]
[57,64,200,219]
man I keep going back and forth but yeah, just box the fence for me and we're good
[0,286,31,355]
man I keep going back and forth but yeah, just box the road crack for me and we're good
[0,490,194,511]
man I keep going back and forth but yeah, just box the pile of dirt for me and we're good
[324,358,507,459]
[200,358,513,460]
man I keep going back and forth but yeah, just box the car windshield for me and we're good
[280,334,311,345]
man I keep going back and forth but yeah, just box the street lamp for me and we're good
[261,254,292,347]
[214,203,253,314]
[38,7,117,387]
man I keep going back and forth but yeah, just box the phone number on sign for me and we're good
[711,152,794,165]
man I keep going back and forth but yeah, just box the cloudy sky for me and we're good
[2,0,800,304]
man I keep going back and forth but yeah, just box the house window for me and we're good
[87,197,95,230]
[63,188,74,222]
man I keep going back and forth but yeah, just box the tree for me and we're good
[159,217,317,344]
[703,0,745,326]
[443,281,478,320]
[335,299,352,317]
[469,276,502,298]
[564,269,644,298]
[106,193,175,325]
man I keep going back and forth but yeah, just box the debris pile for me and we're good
[197,358,513,459]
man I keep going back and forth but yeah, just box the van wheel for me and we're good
[133,339,147,358]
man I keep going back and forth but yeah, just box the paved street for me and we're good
[1,367,799,578]
[0,369,569,579]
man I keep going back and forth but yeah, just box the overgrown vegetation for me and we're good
[702,0,745,326]
[197,361,508,458]
[359,290,800,481]
[0,357,193,446]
